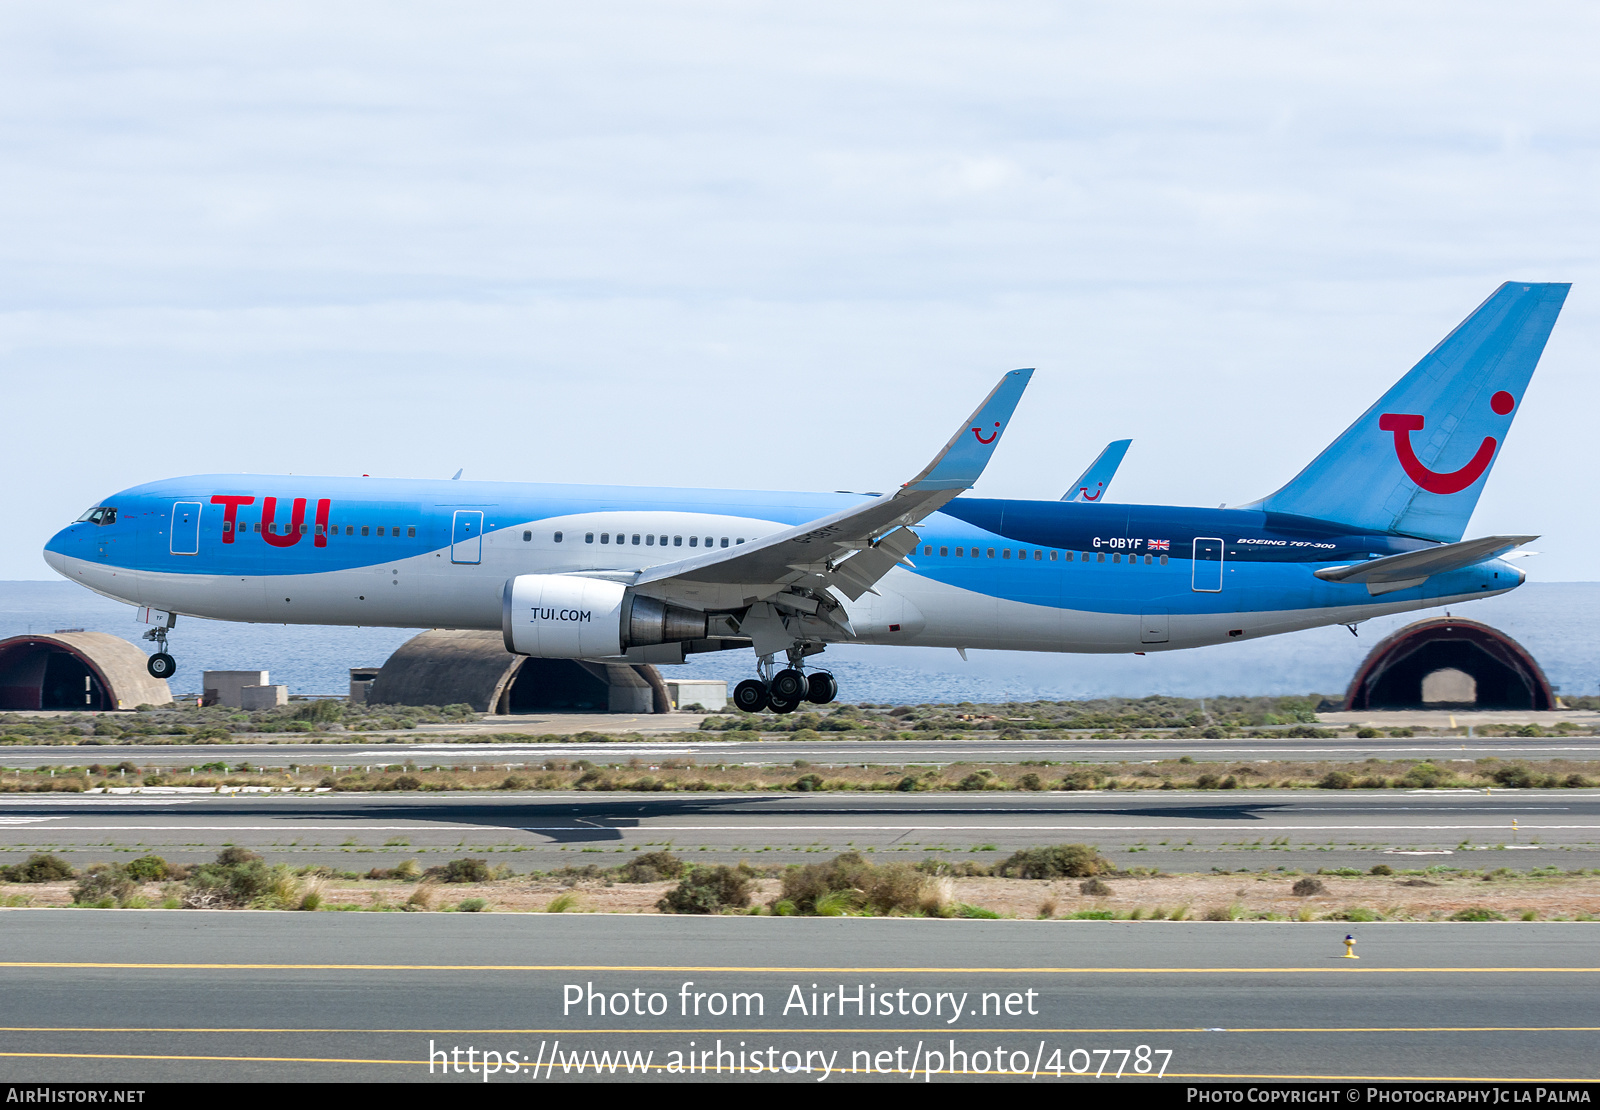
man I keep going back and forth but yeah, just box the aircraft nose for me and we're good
[42,527,75,576]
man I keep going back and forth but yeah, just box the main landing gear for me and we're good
[143,613,178,679]
[732,651,838,715]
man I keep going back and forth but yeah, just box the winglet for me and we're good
[1062,439,1132,502]
[902,368,1034,492]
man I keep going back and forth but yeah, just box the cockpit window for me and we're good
[75,507,117,526]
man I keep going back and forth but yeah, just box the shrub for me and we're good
[1017,773,1044,791]
[859,863,924,915]
[1291,878,1326,896]
[294,700,344,723]
[124,855,172,882]
[184,848,297,908]
[1369,864,1394,876]
[792,773,825,792]
[894,776,920,792]
[1317,771,1354,790]
[616,851,686,883]
[954,772,992,791]
[778,853,876,913]
[1,853,76,883]
[73,865,136,907]
[424,858,492,883]
[1451,907,1508,922]
[658,865,755,914]
[1400,762,1447,788]
[1490,765,1535,789]
[457,898,489,912]
[995,844,1108,880]
[1079,877,1112,896]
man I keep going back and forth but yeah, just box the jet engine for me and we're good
[501,574,708,658]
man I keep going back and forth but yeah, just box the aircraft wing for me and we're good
[1314,534,1536,595]
[631,368,1034,612]
[1061,439,1131,502]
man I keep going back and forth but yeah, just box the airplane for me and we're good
[1062,439,1132,502]
[43,281,1568,714]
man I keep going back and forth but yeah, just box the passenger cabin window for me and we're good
[673,536,682,546]
[554,532,564,543]
[939,546,948,557]
[585,533,595,543]
[646,535,655,545]
[1002,549,1010,559]
[689,537,698,547]
[632,534,641,545]
[361,526,370,537]
[523,530,531,541]
[601,533,610,544]
[720,538,729,548]
[955,547,963,557]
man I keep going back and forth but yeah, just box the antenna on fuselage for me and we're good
[451,469,463,480]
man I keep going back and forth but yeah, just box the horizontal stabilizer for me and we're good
[1315,534,1537,586]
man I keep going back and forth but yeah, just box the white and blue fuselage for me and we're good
[42,474,1520,656]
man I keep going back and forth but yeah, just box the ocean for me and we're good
[3,579,1596,704]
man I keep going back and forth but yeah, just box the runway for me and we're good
[2,788,1595,872]
[0,913,1593,1082]
[5,732,1599,769]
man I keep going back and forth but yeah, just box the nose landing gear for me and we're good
[142,612,178,679]
[732,649,838,715]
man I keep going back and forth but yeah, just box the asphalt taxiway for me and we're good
[1,788,1593,872]
[5,732,1599,770]
[0,914,1593,1082]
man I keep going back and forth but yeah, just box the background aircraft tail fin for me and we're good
[1247,282,1569,542]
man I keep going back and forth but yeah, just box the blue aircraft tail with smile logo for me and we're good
[1244,282,1570,542]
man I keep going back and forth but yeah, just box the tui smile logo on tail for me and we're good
[1378,390,1515,495]
[971,422,1000,444]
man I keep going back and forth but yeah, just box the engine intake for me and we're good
[501,575,708,658]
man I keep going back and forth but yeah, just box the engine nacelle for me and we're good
[501,575,708,658]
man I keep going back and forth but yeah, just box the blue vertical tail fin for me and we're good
[1247,282,1569,542]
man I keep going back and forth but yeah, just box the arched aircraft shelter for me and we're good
[1344,616,1555,711]
[0,632,173,711]
[365,629,671,714]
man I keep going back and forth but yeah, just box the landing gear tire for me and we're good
[147,653,176,679]
[732,679,769,713]
[770,668,808,701]
[767,692,801,715]
[806,671,838,704]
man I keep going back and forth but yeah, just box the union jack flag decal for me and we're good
[1149,539,1171,551]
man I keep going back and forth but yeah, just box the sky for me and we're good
[3,2,1598,581]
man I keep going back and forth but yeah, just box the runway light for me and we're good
[1342,934,1359,960]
